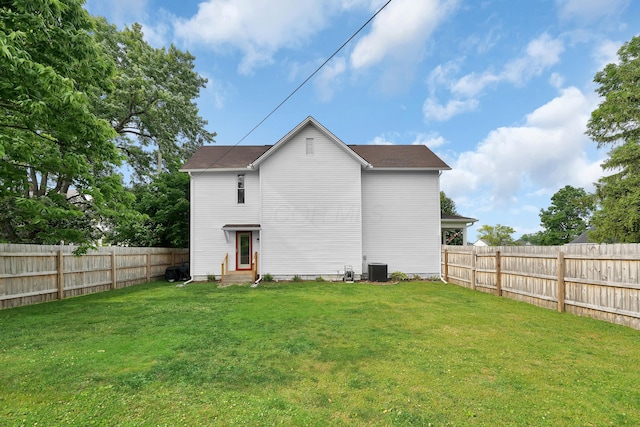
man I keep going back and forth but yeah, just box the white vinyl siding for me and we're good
[361,170,441,277]
[189,170,259,279]
[260,125,362,278]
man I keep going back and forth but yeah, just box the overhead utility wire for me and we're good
[201,0,395,169]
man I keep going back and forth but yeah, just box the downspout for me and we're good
[178,278,194,287]
[180,171,196,288]
[437,170,447,283]
[251,164,263,288]
[251,233,262,288]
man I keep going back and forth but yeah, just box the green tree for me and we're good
[440,191,462,244]
[92,19,215,180]
[586,36,640,243]
[476,224,516,246]
[107,172,190,248]
[0,0,131,246]
[440,191,458,215]
[537,185,594,245]
[589,143,640,242]
[519,232,543,246]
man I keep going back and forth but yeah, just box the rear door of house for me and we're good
[236,231,252,270]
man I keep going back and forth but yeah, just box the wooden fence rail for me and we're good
[0,244,188,309]
[442,244,640,330]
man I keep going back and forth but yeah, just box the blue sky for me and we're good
[85,0,639,241]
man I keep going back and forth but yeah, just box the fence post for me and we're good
[470,249,476,290]
[496,251,502,296]
[111,250,117,290]
[57,249,64,300]
[557,251,565,312]
[146,253,151,283]
[443,249,449,282]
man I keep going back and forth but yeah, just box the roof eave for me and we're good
[179,167,253,173]
[364,166,452,171]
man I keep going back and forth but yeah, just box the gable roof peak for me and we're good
[249,116,370,169]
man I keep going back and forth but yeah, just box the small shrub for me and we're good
[206,273,216,282]
[412,274,422,281]
[262,273,274,282]
[315,276,325,282]
[428,275,442,282]
[390,271,409,281]
[292,275,303,282]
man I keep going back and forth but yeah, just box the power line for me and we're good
[199,0,395,170]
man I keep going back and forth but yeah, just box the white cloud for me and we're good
[441,86,603,204]
[549,72,565,89]
[501,33,564,85]
[451,71,500,98]
[201,76,235,110]
[453,33,564,95]
[556,0,630,22]
[314,57,347,102]
[173,0,334,74]
[172,0,454,77]
[350,0,459,70]
[427,60,462,94]
[366,130,444,146]
[412,132,448,148]
[423,98,479,121]
[425,33,564,122]
[368,135,395,145]
[525,86,586,128]
[140,21,170,47]
[85,0,150,27]
[592,39,622,71]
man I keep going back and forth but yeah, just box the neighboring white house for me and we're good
[180,116,451,281]
[473,239,489,247]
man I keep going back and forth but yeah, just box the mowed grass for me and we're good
[1,281,639,426]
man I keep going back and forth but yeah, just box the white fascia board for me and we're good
[364,167,452,172]
[179,167,251,173]
[250,116,370,169]
[441,221,476,227]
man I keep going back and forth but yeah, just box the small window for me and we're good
[237,174,245,204]
[306,137,314,156]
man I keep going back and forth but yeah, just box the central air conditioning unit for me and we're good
[368,263,387,282]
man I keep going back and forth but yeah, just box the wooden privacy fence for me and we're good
[0,244,189,310]
[442,244,640,330]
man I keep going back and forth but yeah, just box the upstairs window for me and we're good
[237,174,245,204]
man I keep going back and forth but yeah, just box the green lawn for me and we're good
[1,280,639,426]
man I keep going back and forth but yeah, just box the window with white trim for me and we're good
[237,174,245,204]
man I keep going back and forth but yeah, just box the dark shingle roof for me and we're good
[349,145,450,169]
[181,144,450,171]
[181,146,271,170]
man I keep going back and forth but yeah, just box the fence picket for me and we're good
[442,244,640,330]
[0,245,188,309]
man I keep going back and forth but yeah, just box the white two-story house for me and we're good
[180,116,450,282]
